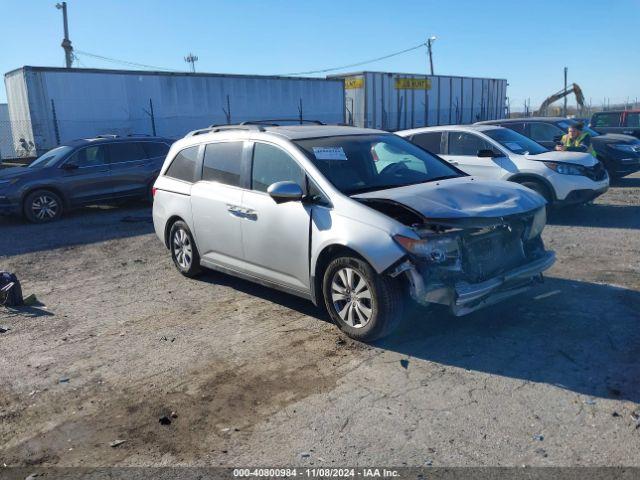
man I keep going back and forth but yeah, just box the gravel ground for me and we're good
[0,175,639,467]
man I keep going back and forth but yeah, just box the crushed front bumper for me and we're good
[401,251,556,316]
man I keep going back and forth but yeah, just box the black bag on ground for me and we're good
[0,271,23,307]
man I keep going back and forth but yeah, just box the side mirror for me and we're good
[477,149,501,158]
[61,162,79,171]
[267,181,303,204]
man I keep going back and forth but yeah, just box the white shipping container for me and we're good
[4,66,346,155]
[332,71,507,130]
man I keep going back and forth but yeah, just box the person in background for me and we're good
[555,122,597,157]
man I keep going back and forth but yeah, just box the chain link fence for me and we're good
[0,119,36,163]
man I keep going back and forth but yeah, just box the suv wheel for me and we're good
[322,256,404,342]
[169,221,202,277]
[24,189,63,223]
[519,180,553,206]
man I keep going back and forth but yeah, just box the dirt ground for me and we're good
[1,174,639,467]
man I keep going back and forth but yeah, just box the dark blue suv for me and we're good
[0,135,173,222]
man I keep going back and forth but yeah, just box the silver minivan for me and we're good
[152,123,555,341]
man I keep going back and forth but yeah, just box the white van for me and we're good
[397,125,609,206]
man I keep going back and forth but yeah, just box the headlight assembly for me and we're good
[394,234,460,263]
[527,207,546,240]
[543,161,586,176]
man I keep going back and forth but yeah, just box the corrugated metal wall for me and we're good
[5,67,346,154]
[338,72,507,130]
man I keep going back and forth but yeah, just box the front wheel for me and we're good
[322,256,404,342]
[169,221,202,278]
[24,189,64,223]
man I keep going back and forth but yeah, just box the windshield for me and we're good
[483,128,548,155]
[294,134,462,195]
[28,145,74,168]
[557,120,600,137]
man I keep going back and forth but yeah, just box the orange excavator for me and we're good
[535,83,585,116]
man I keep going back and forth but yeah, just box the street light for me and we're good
[426,36,437,76]
[55,2,73,68]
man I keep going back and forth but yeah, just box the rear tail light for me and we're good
[152,187,157,197]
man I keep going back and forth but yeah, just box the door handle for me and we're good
[227,205,257,220]
[227,205,245,217]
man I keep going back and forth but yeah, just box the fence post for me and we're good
[298,98,303,124]
[149,98,157,136]
[51,99,61,145]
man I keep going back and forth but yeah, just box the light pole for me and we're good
[184,53,198,73]
[426,36,436,76]
[55,2,73,68]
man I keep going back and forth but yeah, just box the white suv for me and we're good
[397,125,609,206]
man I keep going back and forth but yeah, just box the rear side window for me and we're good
[165,146,199,183]
[108,142,147,163]
[251,143,304,192]
[626,113,640,128]
[202,142,244,186]
[593,113,621,128]
[144,142,170,158]
[411,132,443,154]
[67,145,107,167]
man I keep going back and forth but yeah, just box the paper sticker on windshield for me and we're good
[505,142,522,150]
[313,147,347,161]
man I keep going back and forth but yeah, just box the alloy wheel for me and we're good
[331,267,373,328]
[173,228,193,270]
[31,195,59,220]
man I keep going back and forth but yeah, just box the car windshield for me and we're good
[28,145,74,168]
[557,120,600,137]
[294,134,462,195]
[482,128,548,155]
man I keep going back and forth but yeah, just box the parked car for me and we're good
[153,123,555,341]
[475,117,640,179]
[590,110,640,139]
[397,125,609,206]
[0,135,173,222]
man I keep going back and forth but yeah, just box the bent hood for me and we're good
[523,150,597,167]
[352,176,545,220]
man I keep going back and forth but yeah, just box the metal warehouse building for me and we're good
[4,66,346,156]
[331,71,507,130]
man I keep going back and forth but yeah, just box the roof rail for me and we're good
[185,124,265,137]
[240,119,326,126]
[95,134,119,139]
[126,133,152,137]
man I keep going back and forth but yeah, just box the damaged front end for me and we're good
[364,199,555,315]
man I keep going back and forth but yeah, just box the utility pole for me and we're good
[184,53,198,73]
[55,2,73,68]
[563,67,568,117]
[426,36,436,76]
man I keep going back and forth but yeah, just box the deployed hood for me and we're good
[0,166,29,179]
[592,133,640,145]
[352,176,545,220]
[523,150,597,167]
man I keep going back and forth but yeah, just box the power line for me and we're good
[74,49,181,72]
[279,41,427,76]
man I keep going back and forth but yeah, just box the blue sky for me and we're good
[2,0,639,110]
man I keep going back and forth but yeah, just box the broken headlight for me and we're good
[526,207,546,240]
[394,234,460,263]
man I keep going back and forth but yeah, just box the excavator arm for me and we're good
[536,83,585,116]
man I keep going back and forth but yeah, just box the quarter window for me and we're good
[251,143,304,193]
[411,132,443,154]
[202,142,244,187]
[447,132,493,156]
[165,146,199,183]
[66,145,107,167]
[107,142,147,163]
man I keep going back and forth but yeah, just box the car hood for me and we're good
[523,150,597,166]
[352,176,545,220]
[0,166,30,179]
[592,133,640,145]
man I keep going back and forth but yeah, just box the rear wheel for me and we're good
[24,189,64,223]
[169,221,202,277]
[322,256,404,342]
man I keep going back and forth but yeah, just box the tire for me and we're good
[23,189,64,223]
[519,180,553,207]
[169,220,202,278]
[322,256,404,342]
